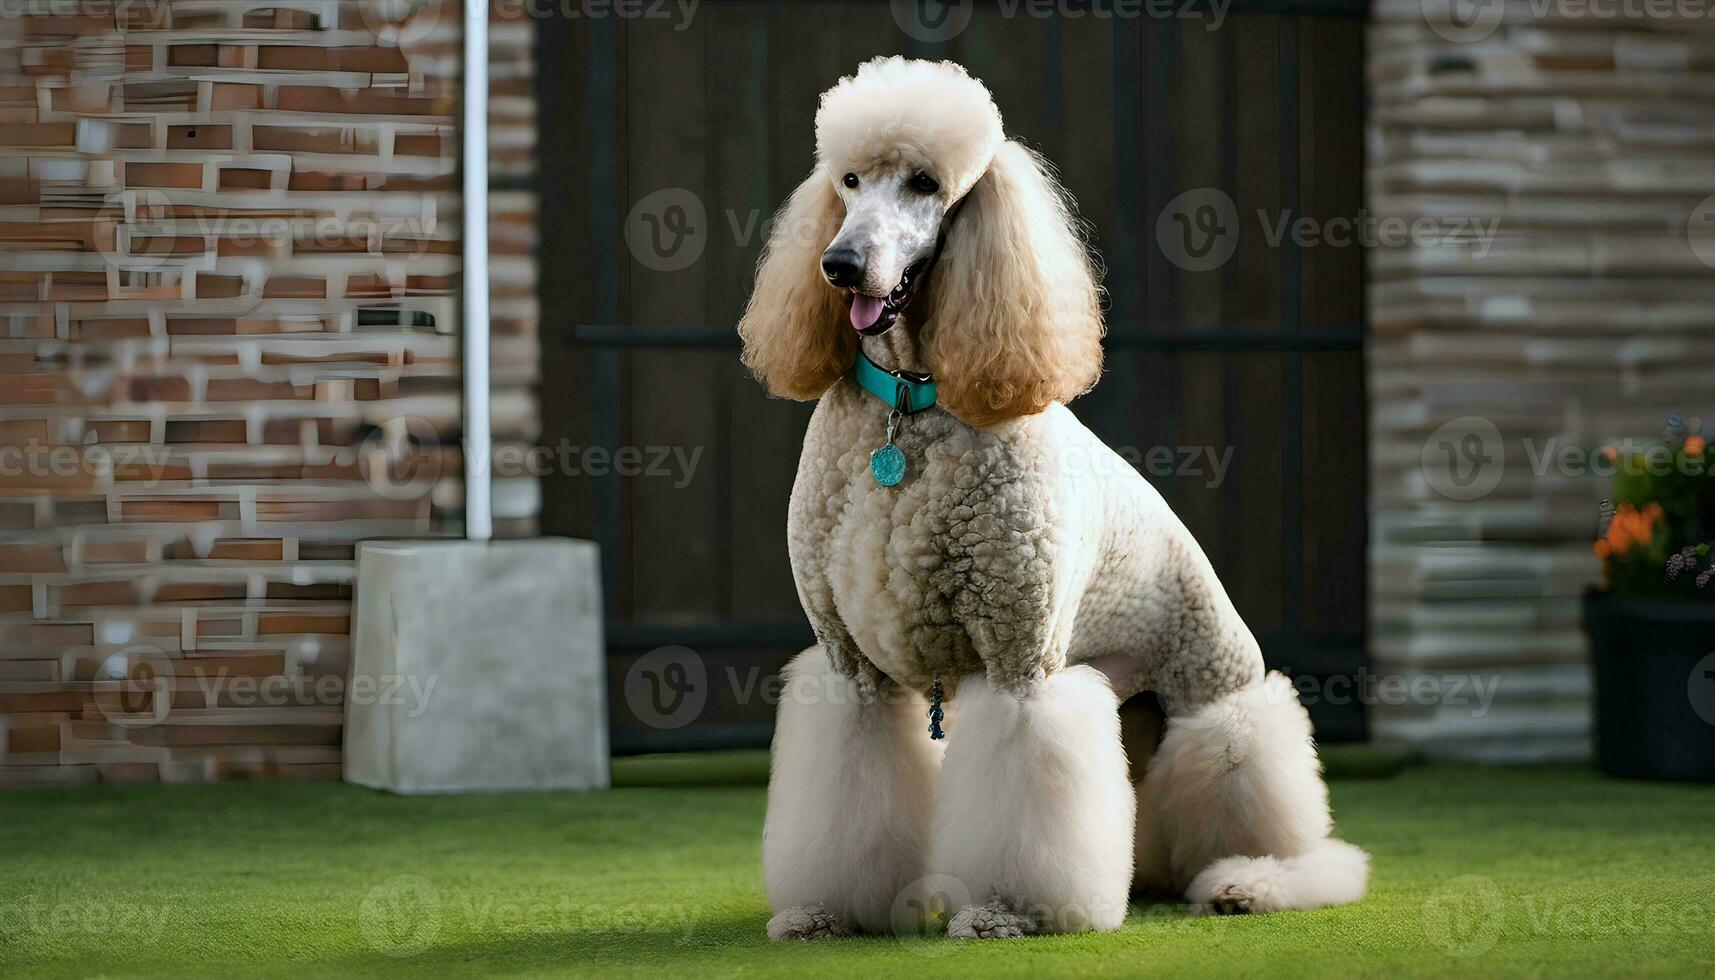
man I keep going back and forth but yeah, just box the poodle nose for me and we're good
[821,248,864,288]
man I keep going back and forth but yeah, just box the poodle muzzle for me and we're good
[831,195,970,337]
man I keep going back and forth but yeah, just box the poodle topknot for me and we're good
[815,57,1005,203]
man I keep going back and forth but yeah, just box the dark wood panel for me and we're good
[1170,15,1236,330]
[607,645,799,755]
[539,1,1370,748]
[1301,349,1367,637]
[716,2,805,622]
[625,16,722,621]
[537,10,624,605]
[956,3,1057,149]
[1298,14,1366,332]
[1228,14,1286,329]
[1066,23,1132,449]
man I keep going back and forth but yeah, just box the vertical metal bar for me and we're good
[462,0,493,542]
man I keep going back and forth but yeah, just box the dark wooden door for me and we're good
[537,0,1369,752]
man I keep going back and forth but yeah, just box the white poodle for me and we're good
[738,57,1368,941]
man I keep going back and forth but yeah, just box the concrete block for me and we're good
[344,538,608,793]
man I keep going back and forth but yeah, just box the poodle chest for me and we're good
[793,385,1068,693]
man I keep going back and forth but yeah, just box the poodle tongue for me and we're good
[850,294,886,332]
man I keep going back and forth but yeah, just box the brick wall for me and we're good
[0,1,538,786]
[1369,3,1715,761]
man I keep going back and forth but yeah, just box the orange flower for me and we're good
[1608,524,1633,556]
[1686,435,1706,457]
[1610,503,1638,555]
[1598,501,1663,558]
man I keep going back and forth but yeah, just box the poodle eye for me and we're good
[842,172,859,189]
[909,172,939,195]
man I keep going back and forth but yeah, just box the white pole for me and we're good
[462,0,492,542]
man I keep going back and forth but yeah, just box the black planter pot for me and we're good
[1584,591,1715,782]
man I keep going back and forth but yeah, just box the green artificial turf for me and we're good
[2,757,1713,978]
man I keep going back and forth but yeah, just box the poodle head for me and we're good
[739,57,1104,427]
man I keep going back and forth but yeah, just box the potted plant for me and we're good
[1585,414,1715,782]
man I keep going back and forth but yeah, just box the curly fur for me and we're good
[754,58,1368,941]
[921,140,1104,426]
[815,56,1003,202]
[932,666,1134,935]
[765,647,941,938]
[737,170,852,400]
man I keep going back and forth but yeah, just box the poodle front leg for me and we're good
[930,666,1135,937]
[764,646,941,940]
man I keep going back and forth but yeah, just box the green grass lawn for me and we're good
[3,756,1713,978]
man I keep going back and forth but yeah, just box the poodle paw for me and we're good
[1200,883,1255,916]
[947,900,1036,939]
[767,903,852,941]
[1188,855,1283,915]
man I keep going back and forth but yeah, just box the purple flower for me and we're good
[1666,553,1686,580]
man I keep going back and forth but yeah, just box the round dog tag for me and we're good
[870,443,906,486]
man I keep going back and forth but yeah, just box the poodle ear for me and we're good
[921,141,1105,427]
[738,168,855,400]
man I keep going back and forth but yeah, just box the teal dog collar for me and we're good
[850,351,936,413]
[850,353,935,487]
